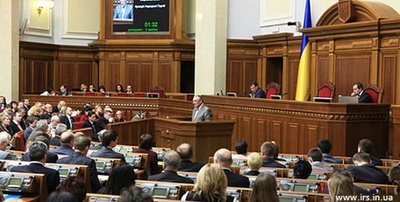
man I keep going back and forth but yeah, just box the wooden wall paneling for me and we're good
[76,62,95,90]
[228,114,239,149]
[316,55,330,96]
[270,120,283,148]
[265,57,283,89]
[254,118,267,151]
[287,59,299,100]
[59,62,75,87]
[159,62,172,92]
[286,122,300,154]
[305,124,318,153]
[227,60,243,94]
[381,54,397,104]
[141,63,153,92]
[238,116,252,148]
[105,61,122,91]
[243,61,257,95]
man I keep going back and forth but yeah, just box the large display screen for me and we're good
[113,0,170,34]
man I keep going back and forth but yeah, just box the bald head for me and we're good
[177,143,193,160]
[60,131,75,146]
[163,150,181,170]
[214,148,232,167]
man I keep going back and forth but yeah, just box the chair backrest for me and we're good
[117,93,129,97]
[84,92,96,96]
[133,92,147,97]
[364,84,384,103]
[149,87,165,98]
[317,81,335,98]
[265,82,281,99]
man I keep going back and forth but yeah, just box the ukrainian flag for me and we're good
[295,0,312,101]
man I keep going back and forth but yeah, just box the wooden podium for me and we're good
[153,117,236,163]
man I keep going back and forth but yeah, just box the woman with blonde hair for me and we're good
[182,163,234,202]
[328,173,354,202]
[244,152,262,176]
[27,105,43,118]
[250,172,279,202]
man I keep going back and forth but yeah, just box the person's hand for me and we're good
[351,92,356,96]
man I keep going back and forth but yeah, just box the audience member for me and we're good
[90,130,126,162]
[148,150,193,183]
[49,123,67,146]
[119,186,154,202]
[0,104,12,117]
[132,111,147,121]
[59,107,74,130]
[232,139,248,159]
[53,100,66,113]
[27,119,49,142]
[214,148,249,187]
[351,81,372,103]
[133,134,159,175]
[293,159,312,179]
[177,143,205,172]
[116,84,124,92]
[58,84,71,96]
[89,129,107,150]
[126,85,133,94]
[260,141,286,168]
[97,110,112,131]
[82,111,100,141]
[320,168,372,195]
[56,176,87,202]
[24,116,38,141]
[317,139,342,163]
[0,132,12,159]
[0,114,14,136]
[79,106,92,122]
[244,152,262,176]
[0,96,6,109]
[88,84,97,92]
[191,95,212,122]
[23,136,58,163]
[271,141,286,162]
[348,152,388,184]
[10,111,24,135]
[50,131,75,155]
[48,115,61,134]
[250,81,266,98]
[307,147,333,171]
[41,103,53,120]
[17,107,27,129]
[57,135,101,192]
[182,163,234,202]
[72,107,83,117]
[22,98,30,111]
[80,83,88,92]
[250,172,279,202]
[99,85,107,93]
[389,164,400,194]
[27,105,43,118]
[48,191,78,202]
[349,139,383,166]
[114,110,127,122]
[99,162,136,195]
[328,172,355,202]
[11,141,60,194]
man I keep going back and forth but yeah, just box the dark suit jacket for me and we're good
[244,170,260,176]
[22,151,58,163]
[10,162,60,194]
[133,148,159,175]
[9,121,21,136]
[262,157,287,168]
[57,151,101,192]
[148,170,193,184]
[178,160,205,172]
[82,120,99,141]
[348,164,388,184]
[348,155,383,166]
[322,153,342,164]
[50,145,75,155]
[222,168,250,188]
[49,136,61,146]
[358,91,373,103]
[97,117,109,131]
[251,88,266,98]
[90,146,126,162]
[23,126,34,142]
[191,105,212,122]
[60,115,73,130]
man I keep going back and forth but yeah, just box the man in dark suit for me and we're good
[11,141,60,194]
[191,95,212,122]
[90,130,125,162]
[348,152,388,184]
[50,131,75,155]
[349,139,383,166]
[57,135,101,192]
[10,111,24,136]
[59,107,74,130]
[317,139,342,163]
[82,111,100,141]
[22,136,58,163]
[351,82,373,103]
[250,81,266,98]
[148,150,193,183]
[320,168,373,195]
[97,110,112,131]
[23,116,38,142]
[177,143,205,172]
[214,148,249,188]
[58,84,70,96]
[261,141,286,168]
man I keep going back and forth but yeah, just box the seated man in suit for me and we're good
[90,130,125,162]
[82,111,100,141]
[11,141,60,194]
[261,141,286,168]
[57,135,102,193]
[214,148,249,188]
[177,143,205,172]
[348,152,388,184]
[27,119,49,142]
[293,160,312,179]
[97,110,113,131]
[50,131,75,155]
[351,82,373,103]
[307,147,333,171]
[191,95,212,122]
[148,150,193,183]
[317,139,342,163]
[349,139,383,166]
[59,107,74,130]
[49,123,67,146]
[24,116,38,142]
[0,132,12,159]
[22,136,58,163]
[250,81,266,98]
[10,111,24,136]
[232,139,249,159]
[133,134,159,176]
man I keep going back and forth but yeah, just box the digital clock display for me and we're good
[113,0,169,33]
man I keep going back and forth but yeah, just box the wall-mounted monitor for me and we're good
[313,97,332,103]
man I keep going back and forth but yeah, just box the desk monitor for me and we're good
[313,97,332,103]
[227,92,237,97]
[146,92,159,98]
[271,95,282,100]
[338,95,358,103]
[152,187,169,198]
[293,184,309,192]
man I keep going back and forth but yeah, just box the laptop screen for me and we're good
[338,95,358,103]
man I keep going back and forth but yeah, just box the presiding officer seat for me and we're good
[265,82,281,99]
[317,81,335,98]
[364,84,384,103]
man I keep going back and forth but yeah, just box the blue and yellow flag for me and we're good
[295,0,312,101]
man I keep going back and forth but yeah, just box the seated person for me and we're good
[389,164,400,194]
[244,152,262,176]
[260,141,286,168]
[351,82,373,103]
[232,139,248,159]
[49,123,67,146]
[82,111,100,141]
[89,129,106,151]
[98,162,136,195]
[57,135,101,193]
[22,136,58,163]
[317,139,342,163]
[250,172,279,202]
[293,160,312,179]
[214,148,249,188]
[50,131,75,155]
[348,152,388,184]
[119,186,154,202]
[90,130,126,162]
[148,150,193,183]
[177,143,205,172]
[271,141,286,162]
[250,81,266,98]
[320,168,374,195]
[349,139,383,166]
[55,176,87,202]
[11,141,60,194]
[181,163,235,202]
[327,170,355,200]
[307,147,333,171]
[0,132,12,159]
[48,191,78,202]
[133,134,159,176]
